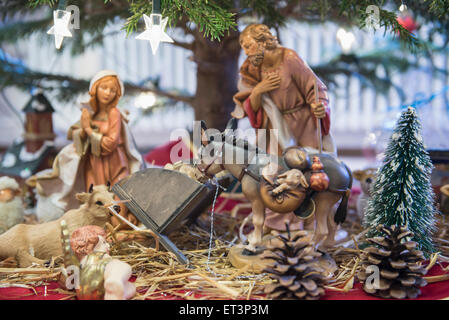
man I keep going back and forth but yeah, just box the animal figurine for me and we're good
[196,120,352,252]
[164,161,207,183]
[65,225,135,300]
[270,169,309,195]
[0,184,118,267]
[0,177,24,235]
[353,168,376,220]
[440,184,449,215]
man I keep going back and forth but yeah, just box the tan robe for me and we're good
[232,47,336,231]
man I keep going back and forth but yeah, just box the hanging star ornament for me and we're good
[47,9,72,49]
[136,13,174,55]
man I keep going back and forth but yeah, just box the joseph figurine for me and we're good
[232,24,336,231]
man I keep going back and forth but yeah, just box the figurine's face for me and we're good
[76,185,118,220]
[97,79,118,106]
[0,188,18,203]
[353,169,377,196]
[241,34,264,67]
[84,238,98,256]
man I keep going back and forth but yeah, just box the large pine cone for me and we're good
[358,225,427,299]
[263,230,327,300]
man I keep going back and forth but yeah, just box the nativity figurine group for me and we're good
[0,23,353,292]
[27,70,142,228]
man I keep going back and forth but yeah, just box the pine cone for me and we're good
[358,225,427,299]
[263,230,327,300]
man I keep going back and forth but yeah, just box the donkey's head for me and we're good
[198,118,237,147]
[196,119,238,178]
[195,120,226,178]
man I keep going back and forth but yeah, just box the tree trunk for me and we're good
[192,29,241,131]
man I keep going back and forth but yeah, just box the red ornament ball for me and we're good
[397,15,418,33]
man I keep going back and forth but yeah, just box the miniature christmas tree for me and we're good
[363,107,437,255]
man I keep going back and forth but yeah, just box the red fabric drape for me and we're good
[144,139,192,166]
[1,262,448,300]
[243,97,263,129]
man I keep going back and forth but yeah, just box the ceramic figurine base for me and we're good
[228,244,269,273]
[228,231,337,277]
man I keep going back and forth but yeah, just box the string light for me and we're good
[135,92,157,109]
[47,0,72,49]
[136,0,173,55]
[336,28,356,54]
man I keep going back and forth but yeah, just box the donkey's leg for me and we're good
[322,196,342,249]
[247,199,265,251]
[303,215,315,231]
[241,177,266,251]
[312,192,340,249]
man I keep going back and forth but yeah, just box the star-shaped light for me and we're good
[136,13,174,55]
[47,9,72,50]
[336,28,356,54]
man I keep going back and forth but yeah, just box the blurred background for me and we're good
[0,1,448,174]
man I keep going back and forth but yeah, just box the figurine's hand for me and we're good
[254,74,281,94]
[81,108,91,130]
[249,74,280,112]
[311,102,326,119]
[84,127,93,137]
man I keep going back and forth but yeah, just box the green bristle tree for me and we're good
[363,106,437,255]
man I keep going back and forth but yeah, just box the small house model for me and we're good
[0,92,56,183]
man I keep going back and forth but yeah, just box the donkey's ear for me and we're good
[225,118,238,131]
[223,118,237,142]
[352,170,364,181]
[76,192,90,203]
[200,120,209,146]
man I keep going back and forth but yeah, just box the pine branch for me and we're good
[0,59,194,104]
[425,0,449,18]
[312,46,442,100]
[0,0,37,20]
[124,0,237,41]
[1,0,443,54]
[1,39,435,104]
[171,40,194,51]
[0,17,53,43]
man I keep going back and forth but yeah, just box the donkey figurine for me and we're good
[196,120,352,252]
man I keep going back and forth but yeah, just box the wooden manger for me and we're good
[112,168,230,265]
